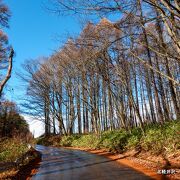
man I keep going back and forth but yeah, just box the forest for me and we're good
[0,0,180,179]
[23,0,179,136]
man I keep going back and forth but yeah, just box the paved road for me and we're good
[32,145,153,180]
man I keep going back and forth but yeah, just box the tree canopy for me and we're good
[23,1,180,136]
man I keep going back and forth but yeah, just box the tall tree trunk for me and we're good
[0,48,14,97]
[155,12,180,118]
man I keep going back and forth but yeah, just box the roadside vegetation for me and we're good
[23,1,179,144]
[0,137,41,180]
[0,138,28,162]
[37,120,180,155]
[0,100,33,162]
[0,1,41,178]
[0,100,38,179]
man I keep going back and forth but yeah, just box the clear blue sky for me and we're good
[4,0,81,103]
[2,1,118,137]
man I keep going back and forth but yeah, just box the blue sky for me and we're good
[3,0,119,103]
[2,0,82,137]
[2,1,119,136]
[3,0,81,103]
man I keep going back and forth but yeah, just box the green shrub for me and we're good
[60,136,73,146]
[98,130,129,152]
[37,119,180,155]
[127,135,140,149]
[36,136,53,146]
[162,120,180,153]
[126,127,142,149]
[60,135,80,146]
[0,138,28,162]
[141,128,164,154]
[72,134,99,148]
[140,120,180,154]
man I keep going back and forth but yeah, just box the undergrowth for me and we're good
[0,138,28,162]
[37,120,180,155]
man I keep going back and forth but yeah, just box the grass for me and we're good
[37,120,180,155]
[140,120,180,154]
[71,134,99,148]
[0,138,41,180]
[0,138,29,162]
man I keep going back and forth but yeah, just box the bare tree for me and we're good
[24,0,180,135]
[0,0,14,98]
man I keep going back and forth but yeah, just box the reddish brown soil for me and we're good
[2,150,42,180]
[15,151,41,180]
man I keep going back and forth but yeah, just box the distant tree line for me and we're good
[23,0,179,136]
[0,100,32,139]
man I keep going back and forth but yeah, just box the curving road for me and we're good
[32,145,153,180]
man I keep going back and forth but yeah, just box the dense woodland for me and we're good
[23,0,180,136]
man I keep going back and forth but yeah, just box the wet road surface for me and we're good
[32,145,153,180]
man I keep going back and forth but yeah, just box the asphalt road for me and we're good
[32,145,153,180]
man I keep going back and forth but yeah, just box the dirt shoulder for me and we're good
[0,148,41,180]
[13,149,41,180]
[64,147,179,180]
